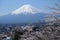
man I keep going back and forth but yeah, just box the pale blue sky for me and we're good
[0,0,60,16]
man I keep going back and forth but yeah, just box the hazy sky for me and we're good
[0,0,60,16]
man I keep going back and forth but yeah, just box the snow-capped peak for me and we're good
[12,4,41,15]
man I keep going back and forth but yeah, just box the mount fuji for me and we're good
[0,4,48,24]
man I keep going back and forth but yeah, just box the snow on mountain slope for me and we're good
[12,4,41,15]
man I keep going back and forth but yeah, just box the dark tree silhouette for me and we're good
[13,27,24,40]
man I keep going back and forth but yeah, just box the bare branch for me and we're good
[48,7,60,10]
[55,3,60,8]
[50,12,60,14]
[48,3,60,10]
